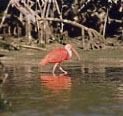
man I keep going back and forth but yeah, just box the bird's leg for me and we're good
[52,63,59,75]
[59,64,67,74]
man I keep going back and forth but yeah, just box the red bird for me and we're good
[40,44,80,75]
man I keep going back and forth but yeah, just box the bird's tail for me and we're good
[40,58,47,66]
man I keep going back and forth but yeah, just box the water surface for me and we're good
[0,49,123,116]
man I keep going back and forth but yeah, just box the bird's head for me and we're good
[65,44,80,61]
[65,44,73,50]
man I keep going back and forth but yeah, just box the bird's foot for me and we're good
[59,66,67,75]
[61,70,67,75]
[64,71,67,74]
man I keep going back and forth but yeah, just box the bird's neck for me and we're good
[65,48,72,58]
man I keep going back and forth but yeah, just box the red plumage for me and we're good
[40,48,70,66]
[40,44,80,74]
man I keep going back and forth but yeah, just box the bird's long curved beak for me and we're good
[72,47,80,61]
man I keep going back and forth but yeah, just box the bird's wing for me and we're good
[45,48,69,63]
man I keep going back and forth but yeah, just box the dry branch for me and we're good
[20,45,46,51]
[103,8,109,37]
[38,17,104,39]
[38,17,105,49]
[39,18,95,33]
[0,1,11,28]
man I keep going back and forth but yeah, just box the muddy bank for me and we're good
[0,45,123,68]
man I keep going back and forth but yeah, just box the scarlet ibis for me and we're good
[40,44,80,75]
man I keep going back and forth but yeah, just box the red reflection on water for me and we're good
[40,75,71,102]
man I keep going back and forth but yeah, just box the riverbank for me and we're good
[0,45,123,68]
[0,35,123,51]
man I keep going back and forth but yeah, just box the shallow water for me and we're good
[0,49,123,116]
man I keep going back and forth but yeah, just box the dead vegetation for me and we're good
[0,0,122,50]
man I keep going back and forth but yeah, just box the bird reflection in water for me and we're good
[40,75,71,102]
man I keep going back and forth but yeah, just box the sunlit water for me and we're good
[0,50,123,116]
